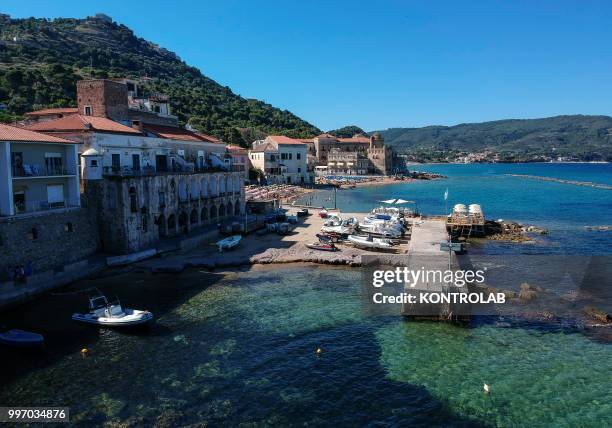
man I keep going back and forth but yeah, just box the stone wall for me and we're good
[77,79,129,121]
[0,208,100,280]
[86,172,245,254]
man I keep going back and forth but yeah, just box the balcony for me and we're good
[12,165,76,178]
[103,165,228,177]
[10,197,80,216]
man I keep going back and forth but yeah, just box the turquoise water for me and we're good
[1,164,610,427]
[1,266,610,427]
[300,163,612,254]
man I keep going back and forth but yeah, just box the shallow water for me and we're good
[0,265,610,427]
[1,164,611,427]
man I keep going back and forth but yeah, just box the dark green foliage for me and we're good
[0,14,320,139]
[378,115,612,162]
[327,125,365,138]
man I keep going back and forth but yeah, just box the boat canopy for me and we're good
[380,198,414,204]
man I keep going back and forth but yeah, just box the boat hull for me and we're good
[0,330,44,348]
[72,311,154,327]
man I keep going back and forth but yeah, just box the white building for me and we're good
[249,135,311,184]
[0,124,80,217]
[25,115,227,176]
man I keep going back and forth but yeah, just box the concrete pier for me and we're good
[401,218,471,322]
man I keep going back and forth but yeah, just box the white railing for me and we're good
[12,198,80,215]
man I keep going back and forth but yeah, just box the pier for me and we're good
[401,218,471,322]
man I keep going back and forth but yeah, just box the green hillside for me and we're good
[0,13,320,144]
[378,115,612,162]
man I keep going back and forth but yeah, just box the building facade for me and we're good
[249,136,311,184]
[327,148,369,175]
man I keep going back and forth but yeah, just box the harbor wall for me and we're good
[0,207,100,280]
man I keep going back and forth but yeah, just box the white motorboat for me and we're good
[72,294,153,327]
[217,235,242,252]
[357,222,403,238]
[0,329,44,348]
[321,217,357,235]
[348,234,395,250]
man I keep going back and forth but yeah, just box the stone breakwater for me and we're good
[507,174,612,190]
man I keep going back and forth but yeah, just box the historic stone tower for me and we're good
[367,132,392,174]
[77,79,129,123]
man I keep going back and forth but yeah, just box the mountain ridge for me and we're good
[375,114,612,162]
[0,13,320,145]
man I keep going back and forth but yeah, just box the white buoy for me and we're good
[483,383,490,393]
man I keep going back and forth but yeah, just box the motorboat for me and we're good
[296,208,309,217]
[348,234,395,250]
[357,222,403,239]
[0,329,44,348]
[321,217,357,235]
[72,294,153,327]
[306,242,339,252]
[217,235,242,252]
[316,232,341,243]
[319,209,329,218]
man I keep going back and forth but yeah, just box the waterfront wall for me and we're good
[85,172,245,254]
[0,207,100,279]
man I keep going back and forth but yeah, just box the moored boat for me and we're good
[0,329,44,348]
[72,294,153,327]
[306,242,339,252]
[217,235,242,252]
[319,209,328,218]
[348,234,395,250]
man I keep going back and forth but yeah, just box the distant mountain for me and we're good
[0,14,320,144]
[377,115,612,162]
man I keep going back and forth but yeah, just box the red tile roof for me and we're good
[250,142,276,153]
[25,107,79,117]
[315,133,336,139]
[25,115,141,134]
[0,123,77,144]
[144,124,222,143]
[195,132,223,144]
[267,135,307,146]
[226,145,247,153]
[338,136,370,144]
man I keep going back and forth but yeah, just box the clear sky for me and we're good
[3,0,612,131]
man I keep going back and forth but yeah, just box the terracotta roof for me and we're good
[226,145,247,153]
[195,132,223,144]
[315,133,336,139]
[25,107,79,117]
[250,142,276,153]
[338,136,370,144]
[0,123,77,144]
[25,115,141,134]
[144,124,216,142]
[267,135,307,146]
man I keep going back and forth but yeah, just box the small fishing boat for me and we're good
[348,234,395,250]
[306,242,339,252]
[0,329,44,348]
[72,294,153,327]
[319,209,328,218]
[217,235,242,252]
[296,208,309,217]
[317,232,341,243]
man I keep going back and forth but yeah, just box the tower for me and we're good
[77,79,129,122]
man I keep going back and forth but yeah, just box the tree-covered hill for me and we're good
[0,14,320,144]
[377,115,612,162]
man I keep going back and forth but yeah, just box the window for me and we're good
[64,222,73,232]
[84,106,92,116]
[129,187,138,213]
[28,227,38,240]
[45,153,63,175]
[297,153,301,160]
[111,154,121,170]
[298,168,301,173]
[142,214,148,232]
[289,153,293,160]
[90,159,98,167]
[47,184,65,208]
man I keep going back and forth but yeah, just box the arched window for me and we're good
[167,214,176,233]
[210,205,217,219]
[129,186,138,213]
[219,203,226,217]
[190,209,198,225]
[201,207,208,223]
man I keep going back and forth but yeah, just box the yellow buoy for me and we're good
[80,348,88,355]
[315,347,322,355]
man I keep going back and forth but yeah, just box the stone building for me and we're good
[85,171,244,254]
[327,149,369,175]
[311,132,393,175]
[249,136,312,184]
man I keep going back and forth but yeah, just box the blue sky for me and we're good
[3,0,612,131]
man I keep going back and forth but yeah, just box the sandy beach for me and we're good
[136,207,413,273]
